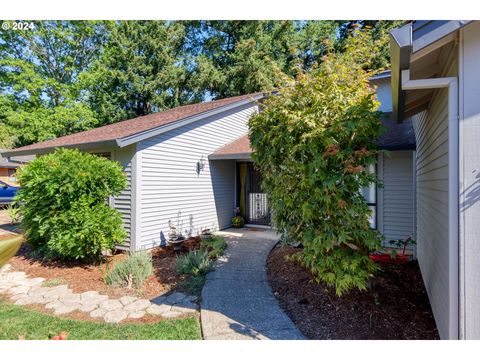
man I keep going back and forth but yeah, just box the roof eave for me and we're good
[0,162,20,169]
[379,144,416,151]
[390,24,412,123]
[1,140,119,158]
[208,152,252,161]
[413,20,471,53]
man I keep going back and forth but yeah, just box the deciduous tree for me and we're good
[249,33,385,295]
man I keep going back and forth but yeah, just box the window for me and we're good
[361,164,377,229]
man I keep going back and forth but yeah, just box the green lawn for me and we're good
[0,302,202,340]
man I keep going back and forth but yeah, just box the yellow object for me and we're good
[239,163,247,218]
[0,235,22,267]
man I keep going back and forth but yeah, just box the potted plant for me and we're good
[231,207,245,228]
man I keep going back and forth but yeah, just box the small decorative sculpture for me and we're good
[168,220,185,252]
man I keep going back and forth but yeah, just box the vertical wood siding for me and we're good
[413,88,451,339]
[112,145,135,250]
[380,150,415,245]
[136,103,257,249]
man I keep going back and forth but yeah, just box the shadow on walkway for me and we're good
[200,228,305,340]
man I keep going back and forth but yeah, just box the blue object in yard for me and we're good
[0,180,19,204]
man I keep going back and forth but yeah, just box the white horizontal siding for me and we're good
[112,145,135,250]
[381,150,415,245]
[137,103,257,249]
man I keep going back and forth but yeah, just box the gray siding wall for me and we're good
[112,145,135,250]
[210,160,236,229]
[379,150,415,245]
[412,87,451,339]
[459,21,480,339]
[373,78,393,112]
[136,103,257,250]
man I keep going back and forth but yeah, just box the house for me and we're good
[1,77,415,253]
[389,20,480,339]
[0,149,35,185]
[1,77,415,243]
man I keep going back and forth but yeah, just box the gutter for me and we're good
[402,69,459,340]
[1,140,119,158]
[208,152,252,161]
[390,24,412,123]
[390,21,470,123]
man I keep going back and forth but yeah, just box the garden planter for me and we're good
[369,253,409,264]
[231,216,245,228]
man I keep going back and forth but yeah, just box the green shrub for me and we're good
[16,148,127,261]
[175,250,213,276]
[201,235,226,259]
[249,33,383,296]
[106,251,153,289]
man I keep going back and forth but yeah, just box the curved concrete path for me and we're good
[201,228,305,340]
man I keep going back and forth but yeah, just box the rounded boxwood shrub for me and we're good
[16,148,127,261]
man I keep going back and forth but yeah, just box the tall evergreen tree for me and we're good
[84,21,199,125]
[0,20,109,146]
[0,20,405,147]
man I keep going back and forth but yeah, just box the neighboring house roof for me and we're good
[0,149,35,168]
[390,20,471,122]
[209,113,415,160]
[1,92,266,157]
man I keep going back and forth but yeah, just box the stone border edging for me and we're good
[0,264,197,323]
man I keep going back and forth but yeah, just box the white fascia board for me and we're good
[116,94,266,148]
[208,153,252,161]
[1,140,119,158]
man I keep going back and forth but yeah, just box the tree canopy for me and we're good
[248,33,385,295]
[0,20,404,147]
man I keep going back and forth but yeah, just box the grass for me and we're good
[0,301,201,340]
[41,278,67,287]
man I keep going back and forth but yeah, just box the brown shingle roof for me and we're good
[4,93,263,156]
[211,135,251,156]
[211,112,415,159]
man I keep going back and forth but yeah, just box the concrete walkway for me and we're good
[201,228,305,340]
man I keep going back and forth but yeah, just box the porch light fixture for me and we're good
[196,155,206,175]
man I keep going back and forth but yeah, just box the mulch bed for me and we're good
[8,236,202,300]
[267,245,440,340]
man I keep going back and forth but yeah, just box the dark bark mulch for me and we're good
[267,245,440,340]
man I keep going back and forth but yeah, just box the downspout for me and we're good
[402,69,459,340]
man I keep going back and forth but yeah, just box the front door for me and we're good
[245,163,270,226]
